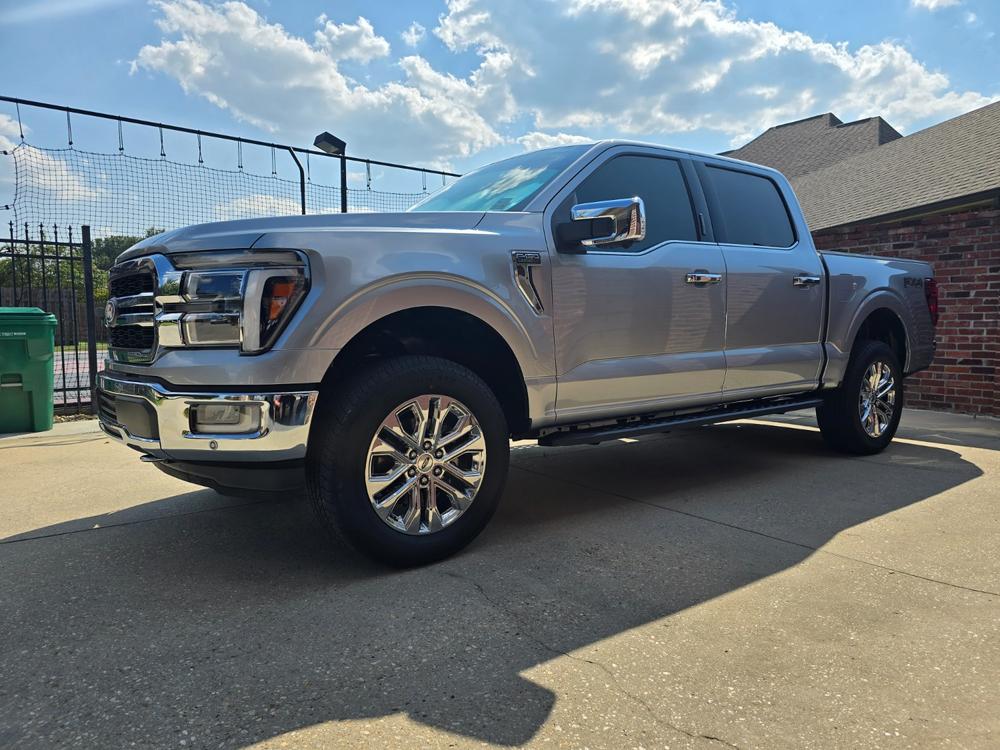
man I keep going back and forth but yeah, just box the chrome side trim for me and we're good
[96,372,318,461]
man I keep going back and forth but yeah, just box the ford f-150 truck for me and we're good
[97,141,938,565]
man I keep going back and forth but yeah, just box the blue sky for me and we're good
[1,0,997,182]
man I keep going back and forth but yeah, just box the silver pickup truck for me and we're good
[97,141,937,565]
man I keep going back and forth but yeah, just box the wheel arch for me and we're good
[317,306,532,436]
[825,289,913,386]
[851,305,909,371]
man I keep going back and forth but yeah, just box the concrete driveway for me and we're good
[1,410,998,749]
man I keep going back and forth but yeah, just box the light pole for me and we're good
[314,132,348,213]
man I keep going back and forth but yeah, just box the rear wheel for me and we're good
[307,355,509,566]
[817,340,903,455]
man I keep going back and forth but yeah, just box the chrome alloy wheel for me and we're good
[365,395,487,535]
[859,361,896,438]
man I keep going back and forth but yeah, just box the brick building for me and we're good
[726,104,1000,416]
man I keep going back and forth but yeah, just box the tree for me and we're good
[91,227,163,271]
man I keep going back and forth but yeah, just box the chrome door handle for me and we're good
[793,275,822,287]
[685,272,722,285]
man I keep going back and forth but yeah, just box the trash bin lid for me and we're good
[0,307,58,326]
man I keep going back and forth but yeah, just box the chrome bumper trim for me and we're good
[96,372,318,461]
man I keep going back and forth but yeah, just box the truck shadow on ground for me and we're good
[0,422,984,747]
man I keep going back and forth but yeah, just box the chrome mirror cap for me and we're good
[570,197,646,247]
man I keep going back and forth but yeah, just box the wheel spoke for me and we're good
[437,403,470,443]
[868,408,881,437]
[442,432,485,463]
[382,408,420,450]
[400,492,422,533]
[442,461,482,489]
[422,396,440,443]
[365,457,409,494]
[434,478,470,514]
[875,400,893,423]
[373,477,417,516]
[425,491,444,532]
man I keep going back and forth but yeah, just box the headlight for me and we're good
[162,250,309,354]
[180,270,244,347]
[241,268,309,353]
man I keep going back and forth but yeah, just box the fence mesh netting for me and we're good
[6,143,431,240]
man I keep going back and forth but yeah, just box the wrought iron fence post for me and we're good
[80,226,99,412]
[340,154,348,213]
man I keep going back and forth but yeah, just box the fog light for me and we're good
[191,403,261,435]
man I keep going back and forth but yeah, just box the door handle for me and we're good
[685,271,722,285]
[793,274,822,287]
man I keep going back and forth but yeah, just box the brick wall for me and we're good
[812,208,1000,417]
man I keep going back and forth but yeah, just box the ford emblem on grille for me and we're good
[104,299,118,327]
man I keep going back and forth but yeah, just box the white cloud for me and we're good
[401,21,426,47]
[314,15,390,63]
[214,194,301,221]
[132,1,503,166]
[131,0,997,167]
[516,131,594,151]
[13,147,102,202]
[910,0,960,9]
[0,114,23,151]
[435,0,996,147]
[1,116,101,201]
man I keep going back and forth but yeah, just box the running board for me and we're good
[538,396,824,447]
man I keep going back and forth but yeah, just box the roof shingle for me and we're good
[724,113,901,179]
[788,100,1000,230]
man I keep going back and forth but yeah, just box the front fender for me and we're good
[309,273,546,375]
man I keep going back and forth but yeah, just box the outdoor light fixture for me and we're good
[314,131,349,213]
[313,131,346,156]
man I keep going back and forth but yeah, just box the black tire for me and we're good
[306,355,509,567]
[817,340,904,455]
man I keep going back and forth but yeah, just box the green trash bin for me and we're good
[0,307,58,433]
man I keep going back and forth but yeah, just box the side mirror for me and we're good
[557,197,646,251]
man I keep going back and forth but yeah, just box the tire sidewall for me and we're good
[312,357,509,565]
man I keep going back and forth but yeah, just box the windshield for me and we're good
[409,145,591,212]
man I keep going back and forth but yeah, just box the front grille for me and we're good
[96,389,118,424]
[109,271,154,298]
[108,262,159,363]
[109,325,154,350]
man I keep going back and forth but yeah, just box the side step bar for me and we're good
[538,395,824,447]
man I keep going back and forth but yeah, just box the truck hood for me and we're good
[116,211,487,262]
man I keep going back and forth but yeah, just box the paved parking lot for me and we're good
[1,410,998,749]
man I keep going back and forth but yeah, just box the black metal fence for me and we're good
[1,224,99,412]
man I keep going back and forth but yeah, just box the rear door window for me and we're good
[707,166,795,248]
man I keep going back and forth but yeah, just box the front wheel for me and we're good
[817,340,903,455]
[307,355,509,566]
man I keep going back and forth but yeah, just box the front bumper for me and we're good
[96,372,318,462]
